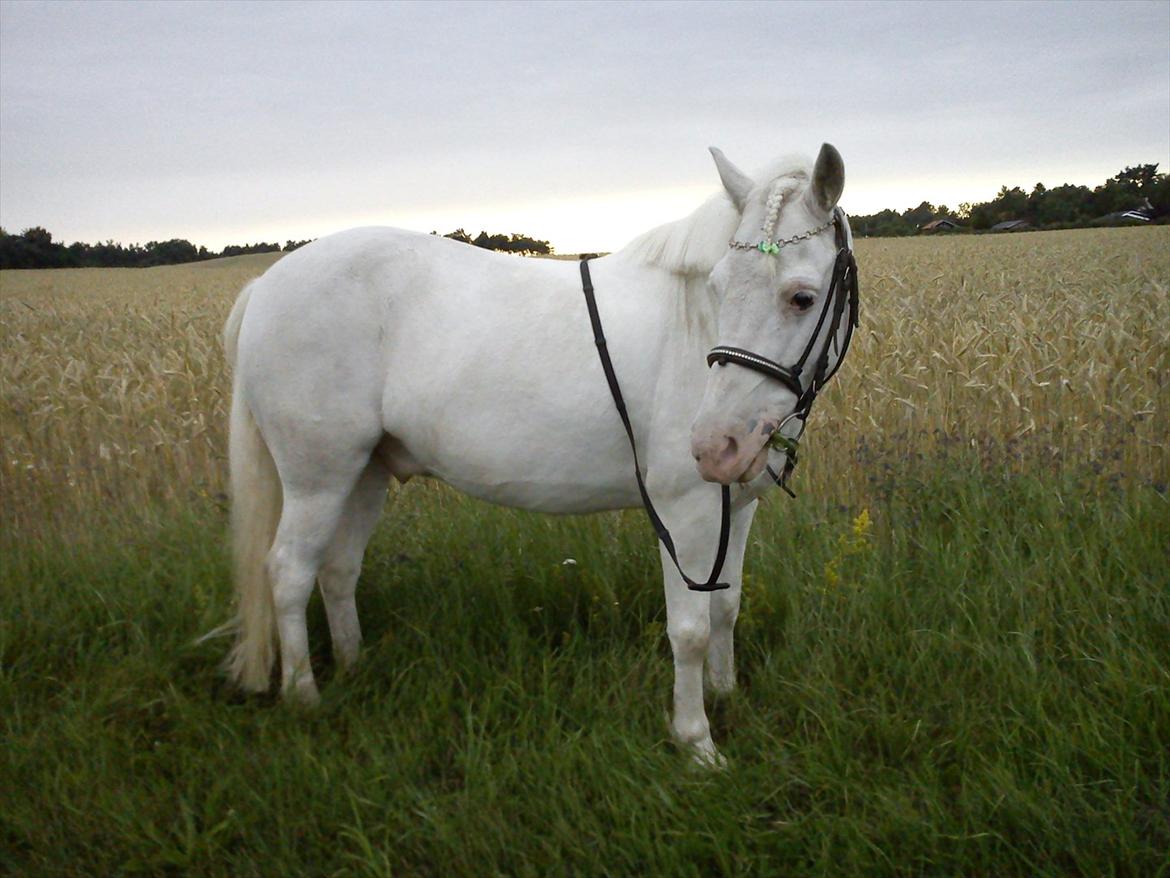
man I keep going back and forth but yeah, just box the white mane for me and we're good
[617,153,812,277]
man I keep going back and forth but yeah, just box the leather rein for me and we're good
[579,207,859,592]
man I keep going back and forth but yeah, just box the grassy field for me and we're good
[2,228,1168,875]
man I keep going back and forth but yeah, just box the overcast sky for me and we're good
[1,0,1167,253]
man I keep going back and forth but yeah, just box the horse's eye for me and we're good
[791,291,815,311]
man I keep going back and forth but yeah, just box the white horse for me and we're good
[223,144,852,763]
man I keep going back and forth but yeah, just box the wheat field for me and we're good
[2,228,1168,875]
[2,227,1167,540]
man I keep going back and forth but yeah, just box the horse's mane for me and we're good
[617,153,812,277]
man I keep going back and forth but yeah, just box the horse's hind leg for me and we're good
[318,456,391,671]
[266,482,359,704]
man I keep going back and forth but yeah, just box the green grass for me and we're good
[2,452,1168,876]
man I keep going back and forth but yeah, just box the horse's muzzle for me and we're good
[691,430,770,484]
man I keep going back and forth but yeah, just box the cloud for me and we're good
[1,0,1166,250]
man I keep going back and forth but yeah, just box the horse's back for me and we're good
[236,227,575,390]
[242,226,568,327]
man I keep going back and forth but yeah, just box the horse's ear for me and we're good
[709,147,754,212]
[810,143,845,213]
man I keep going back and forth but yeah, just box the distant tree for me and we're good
[1091,180,1129,216]
[1031,183,1092,225]
[221,242,281,257]
[849,208,914,237]
[1111,164,1160,196]
[90,239,141,267]
[23,227,62,267]
[502,233,552,255]
[1147,170,1170,218]
[141,238,200,266]
[472,231,504,250]
[0,228,20,268]
[967,201,996,230]
[435,229,552,254]
[995,186,1029,222]
[0,227,65,268]
[1088,164,1165,218]
[903,201,937,229]
[442,228,473,244]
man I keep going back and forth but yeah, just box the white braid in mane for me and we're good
[617,153,812,277]
[760,176,805,241]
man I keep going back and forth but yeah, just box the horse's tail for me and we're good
[222,280,252,367]
[222,281,282,691]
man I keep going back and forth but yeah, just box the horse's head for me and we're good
[690,144,855,485]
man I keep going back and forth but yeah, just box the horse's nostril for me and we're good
[718,436,738,465]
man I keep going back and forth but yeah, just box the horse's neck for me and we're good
[603,258,719,445]
[673,273,721,353]
[626,259,718,362]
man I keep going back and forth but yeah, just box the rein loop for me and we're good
[580,258,732,593]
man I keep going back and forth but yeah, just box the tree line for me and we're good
[2,163,1163,268]
[0,225,553,270]
[0,229,313,270]
[851,163,1169,236]
[432,229,552,255]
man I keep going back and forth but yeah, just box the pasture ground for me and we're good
[2,228,1168,876]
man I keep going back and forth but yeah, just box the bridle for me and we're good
[707,206,860,495]
[578,206,859,591]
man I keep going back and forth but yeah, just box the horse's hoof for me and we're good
[283,680,321,708]
[689,739,727,770]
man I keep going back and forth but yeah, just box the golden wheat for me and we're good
[804,227,1170,498]
[2,228,1167,539]
[1,255,276,536]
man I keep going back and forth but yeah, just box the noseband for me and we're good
[707,207,860,494]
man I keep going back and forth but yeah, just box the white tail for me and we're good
[223,283,283,691]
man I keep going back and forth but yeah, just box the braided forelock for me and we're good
[760,174,806,241]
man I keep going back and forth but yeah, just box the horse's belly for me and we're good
[439,472,640,515]
[386,412,643,515]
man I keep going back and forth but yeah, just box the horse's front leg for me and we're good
[705,500,757,697]
[660,549,716,764]
[658,492,755,765]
